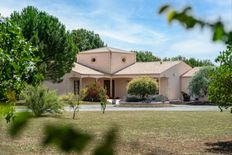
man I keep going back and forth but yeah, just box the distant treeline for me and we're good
[134,51,214,67]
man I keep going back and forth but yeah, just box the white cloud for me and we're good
[162,29,226,60]
[0,0,229,62]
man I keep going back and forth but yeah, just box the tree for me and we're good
[60,93,83,119]
[163,56,214,67]
[71,29,105,52]
[127,76,158,99]
[134,51,161,62]
[0,17,42,101]
[10,6,78,82]
[188,67,213,99]
[208,46,232,112]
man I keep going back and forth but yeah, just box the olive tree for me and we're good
[127,76,158,99]
[188,67,213,99]
[60,93,83,119]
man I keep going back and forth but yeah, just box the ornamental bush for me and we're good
[127,77,158,99]
[83,83,107,102]
[21,85,63,117]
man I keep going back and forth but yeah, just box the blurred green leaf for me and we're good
[94,127,118,155]
[213,22,225,41]
[183,6,192,13]
[9,112,31,137]
[43,124,92,152]
[167,11,176,24]
[158,5,170,14]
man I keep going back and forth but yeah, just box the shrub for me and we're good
[21,85,63,117]
[125,95,144,102]
[127,76,158,99]
[83,83,107,102]
[150,95,168,102]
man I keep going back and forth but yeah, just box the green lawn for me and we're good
[0,111,232,154]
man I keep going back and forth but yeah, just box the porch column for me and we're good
[110,78,112,98]
[158,77,161,95]
[79,77,82,90]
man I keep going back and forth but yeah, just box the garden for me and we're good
[0,3,232,155]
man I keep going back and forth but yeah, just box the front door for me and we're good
[74,80,80,95]
[104,80,115,98]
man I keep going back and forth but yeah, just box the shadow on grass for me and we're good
[205,140,232,154]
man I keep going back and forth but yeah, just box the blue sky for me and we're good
[0,0,231,61]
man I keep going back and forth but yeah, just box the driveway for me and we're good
[16,104,220,112]
[64,104,220,112]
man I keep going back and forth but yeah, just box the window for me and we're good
[74,80,80,95]
[91,58,96,62]
[122,57,126,63]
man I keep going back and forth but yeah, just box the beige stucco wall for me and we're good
[114,78,131,99]
[181,77,191,94]
[77,52,110,73]
[161,62,192,100]
[82,78,96,88]
[111,52,136,73]
[77,52,136,74]
[43,73,74,95]
[159,77,168,97]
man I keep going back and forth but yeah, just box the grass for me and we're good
[0,111,232,154]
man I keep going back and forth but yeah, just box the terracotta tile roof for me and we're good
[114,61,181,75]
[80,47,134,54]
[72,63,104,75]
[182,67,202,77]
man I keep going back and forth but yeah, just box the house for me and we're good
[44,47,198,100]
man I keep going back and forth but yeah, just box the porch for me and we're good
[70,76,169,99]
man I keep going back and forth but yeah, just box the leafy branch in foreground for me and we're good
[158,5,232,44]
[7,111,118,154]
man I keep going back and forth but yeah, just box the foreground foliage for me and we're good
[21,85,63,117]
[158,5,232,44]
[1,111,231,154]
[0,16,42,101]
